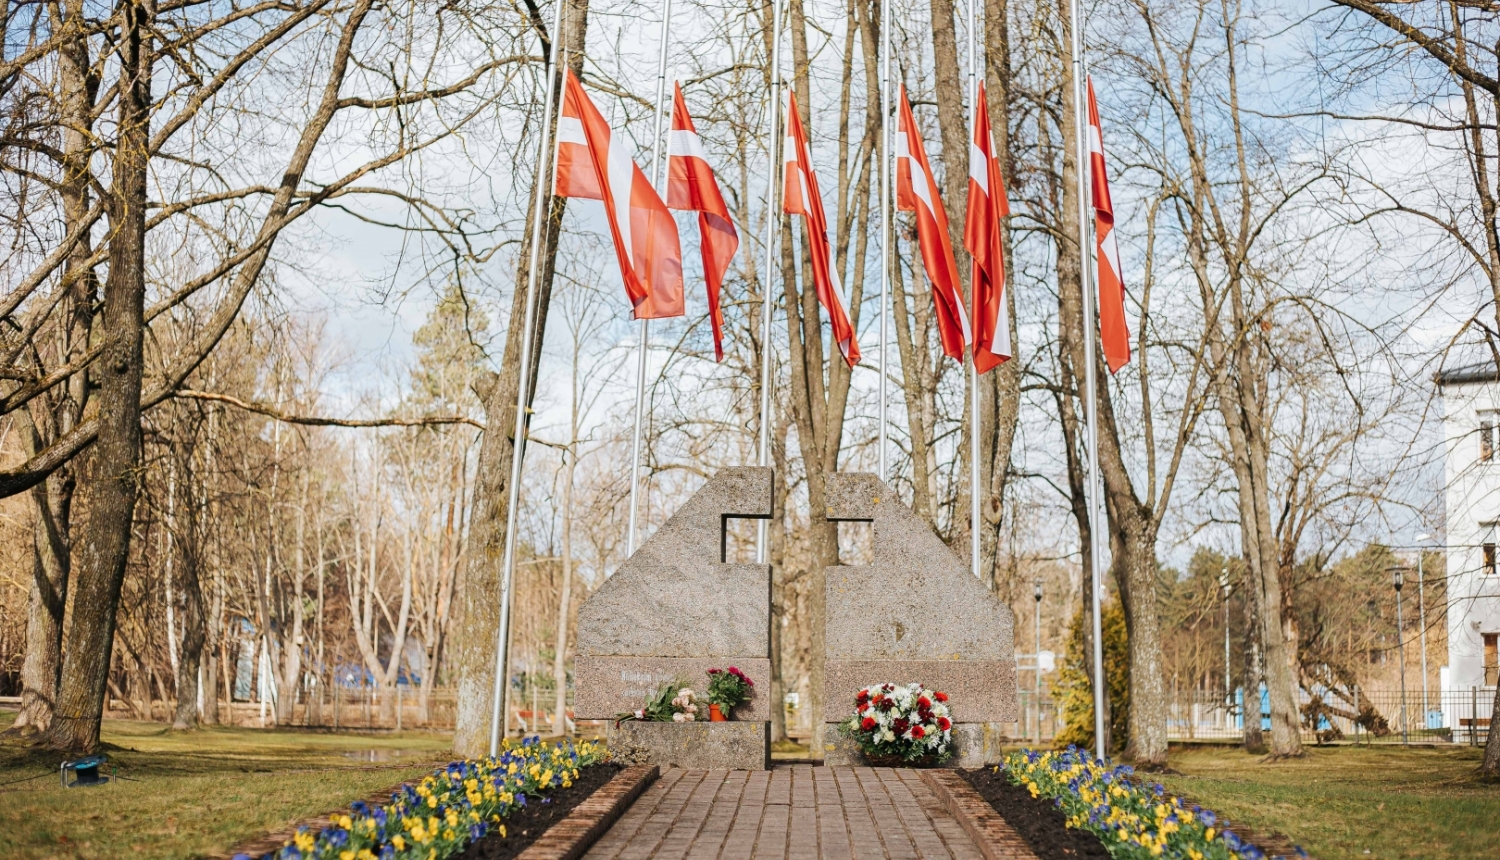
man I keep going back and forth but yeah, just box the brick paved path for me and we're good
[583,766,992,860]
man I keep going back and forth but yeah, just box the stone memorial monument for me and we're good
[821,472,1017,767]
[572,467,773,769]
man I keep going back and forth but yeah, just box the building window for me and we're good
[1484,416,1497,461]
[1486,543,1497,577]
[1486,634,1498,687]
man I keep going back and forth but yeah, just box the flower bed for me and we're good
[1002,748,1305,860]
[238,737,607,860]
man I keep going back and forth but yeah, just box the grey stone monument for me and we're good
[572,467,773,769]
[821,472,1017,767]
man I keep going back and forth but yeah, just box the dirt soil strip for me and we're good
[956,768,1112,860]
[213,760,448,859]
[920,770,1041,860]
[511,764,658,860]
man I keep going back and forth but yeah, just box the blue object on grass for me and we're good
[60,755,111,788]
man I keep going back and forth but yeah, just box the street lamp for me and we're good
[1033,578,1043,746]
[1389,565,1408,746]
[1415,533,1432,727]
[1221,568,1232,720]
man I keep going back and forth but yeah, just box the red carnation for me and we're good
[912,725,925,738]
[893,718,909,733]
[856,690,870,703]
[857,703,869,714]
[861,716,877,731]
[934,691,948,703]
[938,717,951,730]
[918,696,932,710]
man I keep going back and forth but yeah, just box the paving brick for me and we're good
[581,766,1027,859]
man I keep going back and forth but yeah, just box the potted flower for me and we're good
[705,667,754,721]
[616,679,700,723]
[838,683,954,766]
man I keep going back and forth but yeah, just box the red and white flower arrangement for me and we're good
[839,683,954,764]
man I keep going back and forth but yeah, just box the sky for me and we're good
[258,0,1487,571]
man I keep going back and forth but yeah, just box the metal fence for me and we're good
[1158,687,1494,745]
[97,672,581,734]
[1006,686,1494,746]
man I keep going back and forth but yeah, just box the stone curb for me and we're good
[919,769,1040,860]
[516,763,660,860]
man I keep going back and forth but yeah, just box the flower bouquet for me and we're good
[705,667,754,720]
[838,683,954,766]
[616,679,700,723]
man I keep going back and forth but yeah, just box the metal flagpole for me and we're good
[967,0,980,581]
[489,0,567,758]
[626,0,676,558]
[1067,0,1106,762]
[626,321,649,555]
[877,0,891,482]
[756,0,785,564]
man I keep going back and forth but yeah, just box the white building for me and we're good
[1437,363,1500,738]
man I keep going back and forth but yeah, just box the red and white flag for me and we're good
[1086,76,1130,373]
[783,91,860,367]
[964,81,1011,373]
[895,86,968,362]
[554,69,684,319]
[667,82,739,361]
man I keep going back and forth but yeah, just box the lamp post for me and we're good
[1221,568,1231,722]
[1415,533,1431,725]
[1034,578,1043,746]
[1389,565,1408,745]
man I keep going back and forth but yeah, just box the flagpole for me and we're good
[967,0,981,581]
[756,0,784,564]
[877,0,891,482]
[626,0,675,558]
[490,0,566,758]
[1068,0,1107,763]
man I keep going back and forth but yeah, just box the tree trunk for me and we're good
[452,1,589,756]
[201,561,223,725]
[768,431,790,743]
[11,511,67,735]
[1242,602,1264,752]
[1481,680,1500,777]
[981,0,1020,587]
[277,478,309,725]
[42,0,152,754]
[9,0,96,739]
[1055,0,1166,766]
[8,416,72,736]
[172,523,205,730]
[780,0,865,757]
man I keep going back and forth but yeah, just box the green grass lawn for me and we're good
[0,709,454,860]
[1159,744,1497,860]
